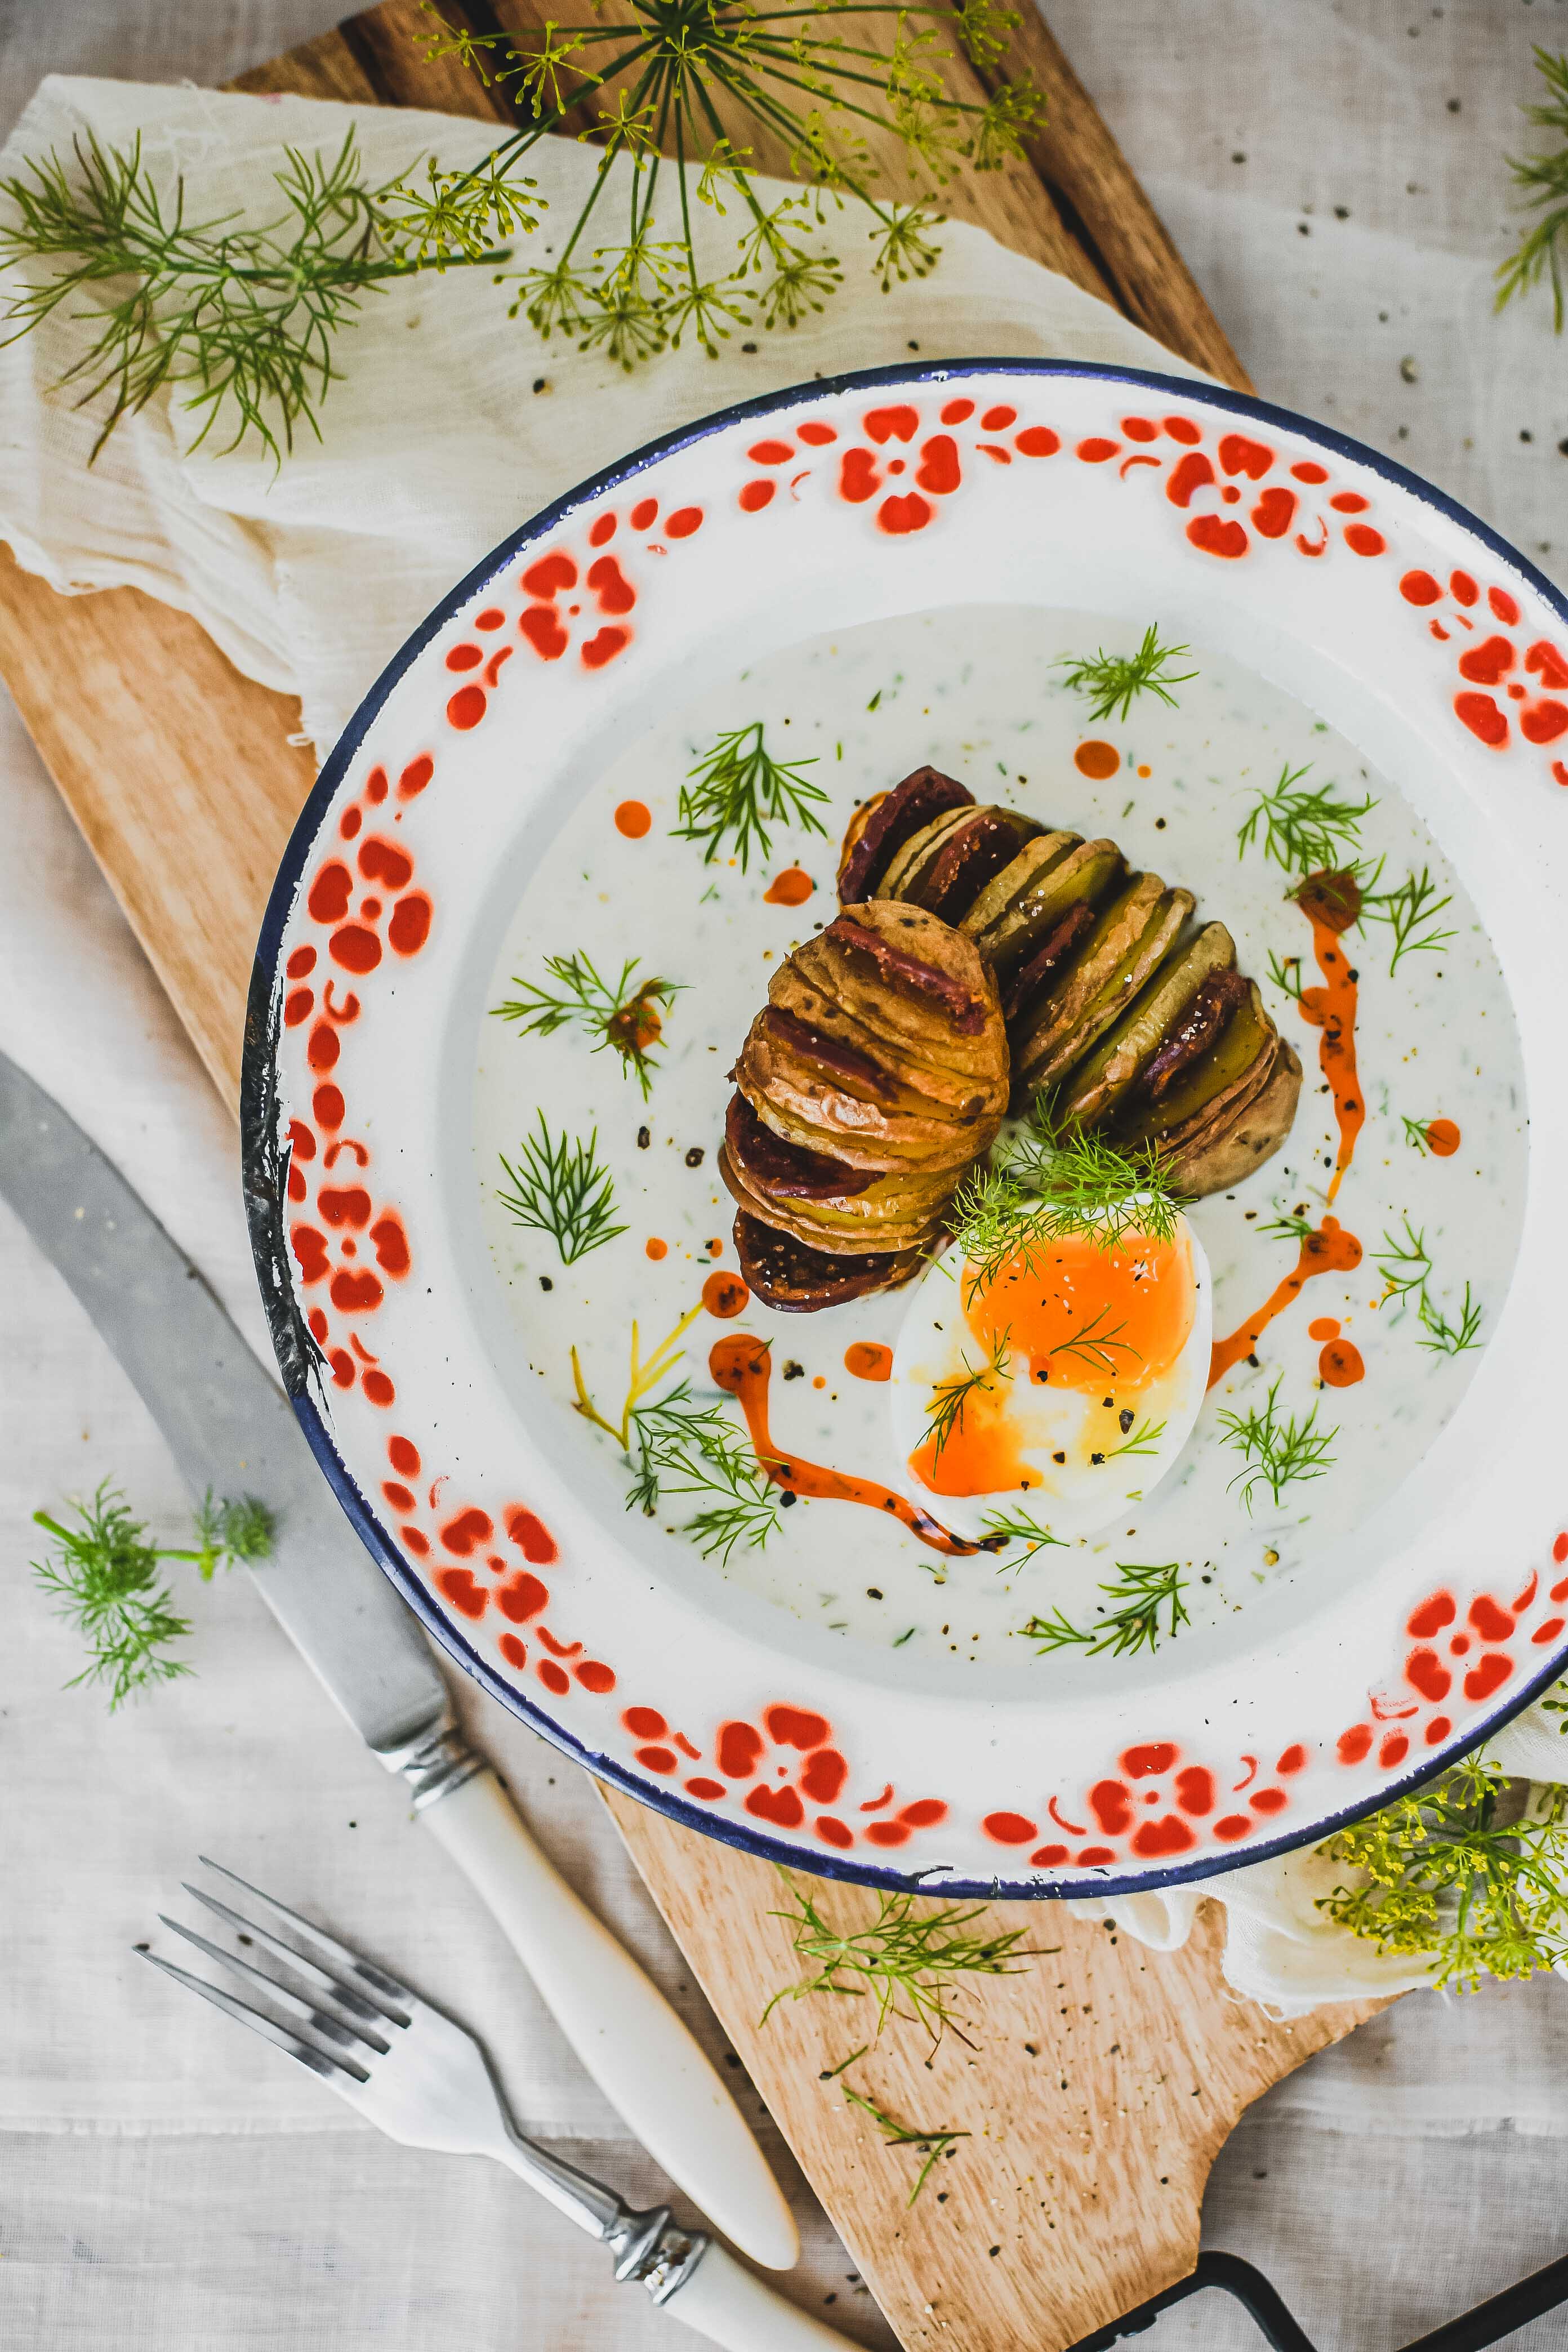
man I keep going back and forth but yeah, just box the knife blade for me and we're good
[0,1048,796,2271]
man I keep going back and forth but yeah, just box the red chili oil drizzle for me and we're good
[1208,1218,1363,1389]
[709,1335,999,1556]
[1294,872,1365,1205]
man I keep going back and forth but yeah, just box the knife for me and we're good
[0,1048,797,2273]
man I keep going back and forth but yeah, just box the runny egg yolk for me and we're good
[906,1228,1196,1501]
[966,1228,1194,1397]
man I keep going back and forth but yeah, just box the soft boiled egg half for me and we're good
[889,1212,1212,1542]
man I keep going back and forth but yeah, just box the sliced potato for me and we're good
[876,807,975,902]
[960,829,1077,941]
[1055,921,1235,1133]
[975,838,1125,974]
[1165,1040,1303,1197]
[1116,978,1272,1148]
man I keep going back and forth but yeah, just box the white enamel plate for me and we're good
[244,362,1568,1896]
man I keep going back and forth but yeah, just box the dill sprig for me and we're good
[497,1114,625,1264]
[674,722,828,871]
[1258,1206,1318,1248]
[629,1378,783,1560]
[1056,623,1195,726]
[949,1117,1181,1301]
[1496,48,1568,328]
[573,1300,705,1447]
[1216,1375,1337,1514]
[1044,1302,1137,1379]
[1236,761,1376,877]
[1106,1414,1167,1460]
[923,1328,1011,1459]
[1373,1215,1431,1309]
[1400,1113,1440,1155]
[426,0,1045,366]
[1317,1758,1568,1990]
[32,1483,274,1708]
[1418,1282,1484,1357]
[1265,948,1305,1005]
[979,1504,1066,1561]
[763,1877,1039,2051]
[1019,1558,1188,1659]
[839,2073,970,2203]
[1358,866,1456,973]
[492,951,681,1100]
[572,1309,782,1558]
[0,129,533,463]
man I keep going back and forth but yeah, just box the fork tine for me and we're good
[181,1883,404,2025]
[158,1916,391,2057]
[137,1951,369,2083]
[196,1857,413,2008]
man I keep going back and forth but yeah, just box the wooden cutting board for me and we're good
[0,11,1382,2346]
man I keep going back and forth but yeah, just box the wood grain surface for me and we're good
[0,15,1367,2347]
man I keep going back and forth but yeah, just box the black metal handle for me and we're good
[1067,2245,1568,2350]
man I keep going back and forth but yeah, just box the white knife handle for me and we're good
[666,2244,855,2351]
[418,1763,798,2270]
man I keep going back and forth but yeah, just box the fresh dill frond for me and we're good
[1496,48,1568,328]
[32,1482,273,1707]
[1372,1215,1431,1309]
[1216,1375,1337,1513]
[1401,1113,1435,1153]
[839,2077,970,2203]
[1055,623,1196,726]
[1317,1757,1568,1989]
[674,722,829,871]
[189,1492,277,1582]
[497,1114,625,1264]
[572,1302,705,1447]
[763,1876,1039,2051]
[0,129,535,463]
[573,1313,781,1560]
[492,952,681,1100]
[979,1505,1067,1561]
[1258,1206,1318,1248]
[1018,1557,1188,1660]
[629,1382,783,1561]
[1418,1281,1484,1357]
[1358,865,1456,973]
[949,1117,1181,1300]
[1265,948,1305,1004]
[1106,1414,1167,1460]
[1044,1302,1137,1379]
[1236,761,1376,877]
[923,1329,1011,1460]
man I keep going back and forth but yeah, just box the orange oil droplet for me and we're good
[1427,1118,1461,1157]
[1137,763,1152,778]
[614,799,651,838]
[764,866,814,906]
[1320,1339,1365,1387]
[702,1270,749,1318]
[1209,1216,1362,1388]
[1294,877,1365,1204]
[645,1237,667,1260]
[1074,739,1120,781]
[1308,1317,1340,1341]
[844,1342,893,1382]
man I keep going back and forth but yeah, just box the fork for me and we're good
[142,1860,850,2350]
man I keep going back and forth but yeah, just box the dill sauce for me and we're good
[470,604,1526,1679]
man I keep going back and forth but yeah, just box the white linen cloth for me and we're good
[3,64,1565,2017]
[7,6,1568,2345]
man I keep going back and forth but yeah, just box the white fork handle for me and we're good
[420,1764,798,2270]
[669,2244,856,2350]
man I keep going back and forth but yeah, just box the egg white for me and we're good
[888,1218,1213,1541]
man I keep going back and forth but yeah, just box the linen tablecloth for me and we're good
[6,5,1568,2346]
